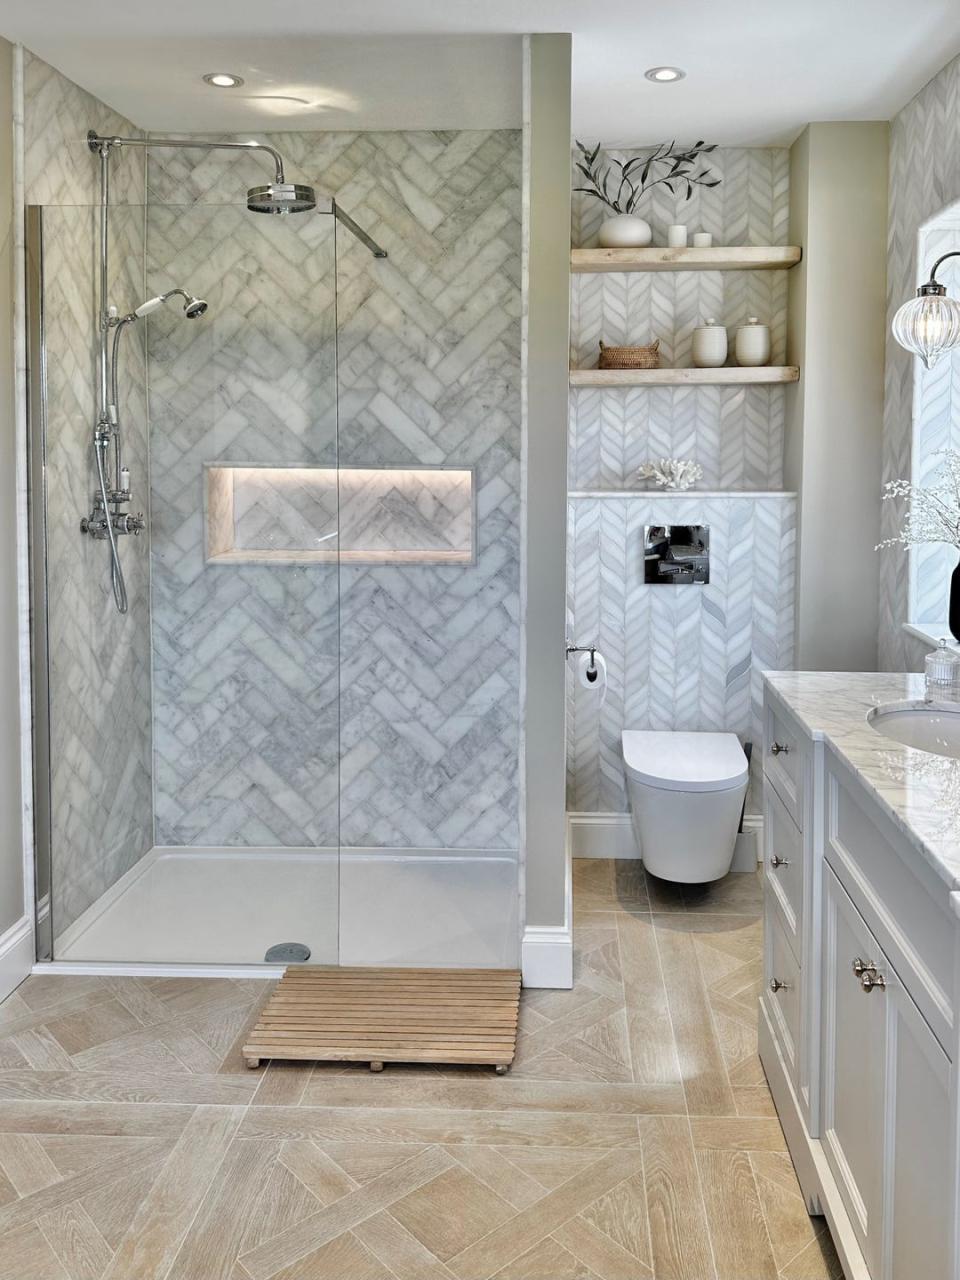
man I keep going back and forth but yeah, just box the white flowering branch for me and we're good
[876,449,960,552]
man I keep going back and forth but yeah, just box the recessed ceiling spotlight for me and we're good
[644,66,686,83]
[202,72,245,88]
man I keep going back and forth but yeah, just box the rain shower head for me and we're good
[133,289,208,320]
[247,182,317,215]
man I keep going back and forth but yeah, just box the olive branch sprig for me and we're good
[574,139,721,215]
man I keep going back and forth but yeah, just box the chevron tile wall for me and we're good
[23,52,154,932]
[146,131,522,850]
[882,53,960,671]
[567,146,795,810]
[566,494,796,812]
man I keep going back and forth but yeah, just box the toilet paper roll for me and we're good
[577,650,607,692]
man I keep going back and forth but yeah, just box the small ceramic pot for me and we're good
[692,319,728,368]
[667,224,688,248]
[692,232,713,248]
[598,215,653,248]
[735,317,771,367]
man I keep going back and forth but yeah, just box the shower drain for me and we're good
[264,942,311,964]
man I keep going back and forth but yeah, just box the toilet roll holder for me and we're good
[565,642,598,673]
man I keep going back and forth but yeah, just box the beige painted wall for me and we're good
[786,122,888,671]
[0,37,26,935]
[522,34,571,933]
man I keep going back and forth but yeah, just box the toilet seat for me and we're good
[622,730,748,792]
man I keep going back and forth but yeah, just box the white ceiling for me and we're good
[3,0,960,144]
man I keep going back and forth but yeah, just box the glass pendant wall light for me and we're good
[893,250,960,369]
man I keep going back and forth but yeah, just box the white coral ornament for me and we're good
[636,458,704,491]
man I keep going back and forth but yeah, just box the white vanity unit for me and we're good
[760,671,960,1280]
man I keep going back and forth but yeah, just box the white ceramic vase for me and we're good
[598,215,653,248]
[735,317,771,367]
[692,319,728,368]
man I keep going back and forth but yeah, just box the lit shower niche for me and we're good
[205,464,475,565]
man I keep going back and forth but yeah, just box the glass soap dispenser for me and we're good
[925,638,960,702]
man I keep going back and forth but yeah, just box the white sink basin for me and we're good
[867,700,960,760]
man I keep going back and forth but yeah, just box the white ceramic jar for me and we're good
[692,319,728,368]
[735,317,771,367]
[667,224,688,248]
[597,214,653,248]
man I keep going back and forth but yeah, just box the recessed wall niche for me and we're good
[204,464,475,566]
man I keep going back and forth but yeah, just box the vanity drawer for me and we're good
[825,751,956,1058]
[764,698,804,827]
[764,783,803,963]
[763,885,802,1087]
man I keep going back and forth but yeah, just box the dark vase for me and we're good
[951,557,960,644]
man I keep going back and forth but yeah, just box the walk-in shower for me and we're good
[25,121,521,973]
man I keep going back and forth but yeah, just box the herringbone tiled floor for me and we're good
[0,862,840,1279]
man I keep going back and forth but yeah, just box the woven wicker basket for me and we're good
[598,339,660,370]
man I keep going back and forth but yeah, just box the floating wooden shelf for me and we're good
[571,246,802,274]
[570,367,800,388]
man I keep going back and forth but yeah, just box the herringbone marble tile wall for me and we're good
[567,146,796,811]
[23,53,154,932]
[882,53,960,671]
[146,131,522,850]
[566,495,796,812]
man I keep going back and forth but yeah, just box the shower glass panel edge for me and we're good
[27,199,344,969]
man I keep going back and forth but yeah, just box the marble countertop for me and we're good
[763,670,960,895]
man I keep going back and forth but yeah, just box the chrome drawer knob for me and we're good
[852,958,877,976]
[769,978,790,993]
[770,855,790,868]
[771,742,790,756]
[860,970,886,993]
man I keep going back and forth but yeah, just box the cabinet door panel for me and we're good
[821,866,885,1274]
[888,972,952,1280]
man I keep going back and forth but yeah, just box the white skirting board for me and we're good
[568,811,762,870]
[0,915,34,1003]
[521,924,573,988]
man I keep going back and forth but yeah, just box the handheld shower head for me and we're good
[133,289,208,320]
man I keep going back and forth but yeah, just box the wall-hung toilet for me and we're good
[621,730,749,882]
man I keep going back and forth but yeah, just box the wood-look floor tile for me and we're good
[734,1086,778,1118]
[0,1221,70,1280]
[353,1208,457,1280]
[578,1170,651,1268]
[269,1230,395,1280]
[279,1140,358,1206]
[318,1142,427,1185]
[616,912,680,1085]
[491,1234,601,1279]
[0,1138,170,1236]
[682,874,763,915]
[640,1116,716,1280]
[696,1147,778,1280]
[45,999,143,1057]
[240,1145,454,1280]
[240,1105,640,1149]
[554,1216,653,1278]
[613,860,648,910]
[652,924,735,1115]
[167,1138,280,1280]
[11,1030,75,1073]
[239,1162,321,1255]
[0,1133,62,1196]
[446,1148,644,1280]
[0,1069,256,1106]
[779,1229,844,1279]
[15,977,106,1014]
[0,1101,192,1139]
[102,1105,244,1280]
[445,1145,546,1211]
[391,1163,516,1261]
[690,1117,787,1152]
[37,1203,113,1280]
[253,1061,313,1107]
[79,1161,169,1251]
[106,978,171,1027]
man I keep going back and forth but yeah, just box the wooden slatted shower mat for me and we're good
[242,965,522,1072]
